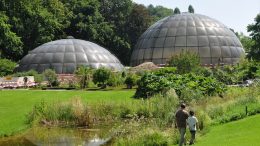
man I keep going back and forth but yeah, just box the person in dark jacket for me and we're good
[175,103,189,146]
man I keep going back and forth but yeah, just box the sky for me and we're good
[132,0,260,36]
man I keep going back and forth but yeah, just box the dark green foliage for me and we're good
[247,14,260,61]
[0,0,70,60]
[211,60,260,85]
[0,59,16,77]
[173,7,181,14]
[135,72,227,100]
[107,72,125,87]
[75,66,92,89]
[238,33,255,53]
[167,50,200,74]
[126,4,153,49]
[188,5,194,13]
[154,67,177,76]
[124,74,138,89]
[147,4,173,22]
[93,67,111,88]
[12,69,43,83]
[43,69,59,87]
[0,12,23,60]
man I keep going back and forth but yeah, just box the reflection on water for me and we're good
[0,126,111,146]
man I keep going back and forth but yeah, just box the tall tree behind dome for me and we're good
[126,4,153,51]
[247,14,260,61]
[147,4,173,22]
[173,7,181,14]
[188,5,195,13]
[0,0,70,61]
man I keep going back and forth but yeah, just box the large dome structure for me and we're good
[130,13,245,66]
[17,39,124,74]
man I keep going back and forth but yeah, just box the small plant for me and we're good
[0,58,16,77]
[75,66,92,89]
[124,74,138,89]
[167,50,200,74]
[93,67,111,88]
[43,69,59,87]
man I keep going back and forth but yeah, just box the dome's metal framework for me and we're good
[17,39,124,74]
[130,13,245,66]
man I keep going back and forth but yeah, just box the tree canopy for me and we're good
[247,14,260,61]
[1,0,174,65]
[188,5,194,13]
[173,7,181,14]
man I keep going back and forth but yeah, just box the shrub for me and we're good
[75,66,92,89]
[167,50,200,74]
[135,72,227,99]
[124,74,138,89]
[0,58,16,77]
[93,67,111,88]
[107,72,124,87]
[43,69,59,87]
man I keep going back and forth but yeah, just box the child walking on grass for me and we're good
[187,110,198,145]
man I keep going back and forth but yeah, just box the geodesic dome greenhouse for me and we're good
[17,39,124,74]
[130,13,245,66]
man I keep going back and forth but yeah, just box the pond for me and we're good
[0,126,112,146]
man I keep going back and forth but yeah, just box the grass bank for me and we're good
[0,90,135,136]
[196,114,260,146]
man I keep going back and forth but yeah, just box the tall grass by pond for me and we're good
[3,86,259,145]
[0,90,135,137]
[26,86,260,145]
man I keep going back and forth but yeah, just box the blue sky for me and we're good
[133,0,260,36]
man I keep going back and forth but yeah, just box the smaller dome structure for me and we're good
[17,39,124,74]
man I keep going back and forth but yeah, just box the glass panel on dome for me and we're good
[221,46,231,57]
[175,36,186,46]
[198,36,209,46]
[196,27,207,35]
[199,47,211,57]
[187,27,197,36]
[176,27,186,36]
[154,37,165,47]
[167,28,177,36]
[152,48,164,59]
[187,36,198,46]
[210,46,221,57]
[164,37,175,47]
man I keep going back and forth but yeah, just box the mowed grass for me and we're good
[0,90,135,136]
[196,114,260,146]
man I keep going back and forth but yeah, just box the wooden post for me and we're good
[246,106,248,116]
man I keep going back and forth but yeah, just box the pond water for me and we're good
[0,126,112,146]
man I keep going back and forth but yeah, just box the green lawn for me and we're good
[0,90,135,136]
[196,114,260,146]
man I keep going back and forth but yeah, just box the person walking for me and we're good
[187,110,198,145]
[175,103,189,146]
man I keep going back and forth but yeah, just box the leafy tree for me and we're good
[0,58,17,77]
[107,72,125,87]
[126,4,153,49]
[238,33,255,53]
[147,4,173,22]
[173,7,181,14]
[247,14,260,60]
[75,66,92,89]
[0,12,23,60]
[93,67,111,88]
[0,0,70,60]
[188,5,194,13]
[124,74,138,89]
[43,69,59,87]
[167,50,200,74]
